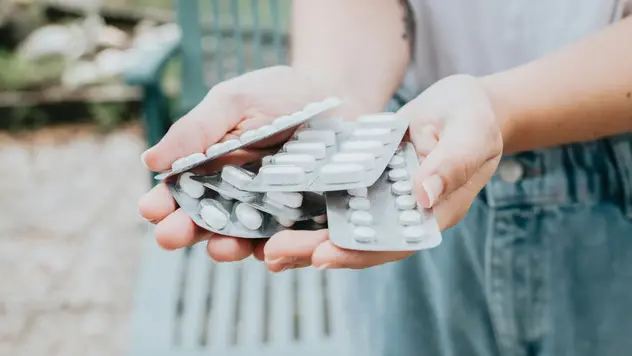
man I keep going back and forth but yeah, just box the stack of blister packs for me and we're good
[154,98,442,252]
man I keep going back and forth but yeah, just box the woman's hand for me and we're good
[263,74,504,271]
[137,65,365,262]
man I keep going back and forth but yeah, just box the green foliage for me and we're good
[89,102,127,132]
[3,105,50,131]
[0,51,66,90]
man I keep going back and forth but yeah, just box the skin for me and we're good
[139,0,632,272]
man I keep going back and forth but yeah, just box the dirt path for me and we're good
[0,123,149,356]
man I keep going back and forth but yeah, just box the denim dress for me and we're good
[345,1,632,355]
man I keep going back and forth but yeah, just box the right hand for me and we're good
[138,65,363,262]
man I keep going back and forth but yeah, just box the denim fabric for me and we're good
[344,135,632,356]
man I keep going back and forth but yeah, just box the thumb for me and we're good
[141,87,242,172]
[412,118,501,209]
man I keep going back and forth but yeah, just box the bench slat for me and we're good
[237,258,267,344]
[268,269,294,344]
[297,268,325,342]
[130,231,185,352]
[180,244,212,347]
[207,261,240,347]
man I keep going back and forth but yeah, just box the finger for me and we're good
[409,124,440,157]
[138,183,177,224]
[413,115,502,209]
[252,240,267,262]
[432,156,500,230]
[142,87,242,172]
[311,241,414,270]
[155,208,213,250]
[263,229,329,272]
[206,236,254,262]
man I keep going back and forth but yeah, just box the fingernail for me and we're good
[141,150,150,169]
[265,256,296,265]
[422,175,444,208]
[314,263,333,271]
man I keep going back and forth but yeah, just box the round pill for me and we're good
[221,166,254,190]
[353,226,377,243]
[262,155,274,166]
[357,113,397,129]
[235,203,264,230]
[222,139,241,151]
[295,129,336,146]
[272,153,317,172]
[312,214,328,224]
[399,210,422,226]
[303,101,325,114]
[347,187,368,197]
[340,140,383,157]
[350,211,373,226]
[259,165,306,185]
[199,201,228,230]
[388,155,406,169]
[283,141,327,159]
[178,172,205,198]
[348,197,371,210]
[172,153,206,171]
[331,152,376,171]
[272,115,293,127]
[266,191,304,208]
[205,143,222,157]
[396,195,417,210]
[273,113,305,128]
[218,192,233,201]
[276,216,296,228]
[319,163,364,184]
[388,168,409,182]
[239,129,260,144]
[350,128,391,144]
[256,125,276,137]
[403,226,426,243]
[391,181,413,195]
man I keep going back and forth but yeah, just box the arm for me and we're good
[290,0,413,112]
[483,17,632,154]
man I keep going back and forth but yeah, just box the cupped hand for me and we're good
[137,65,363,262]
[263,74,504,271]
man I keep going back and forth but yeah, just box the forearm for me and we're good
[291,0,412,112]
[482,17,632,154]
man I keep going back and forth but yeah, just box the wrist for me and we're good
[478,72,521,153]
[291,64,395,115]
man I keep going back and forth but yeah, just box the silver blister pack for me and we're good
[167,180,326,239]
[190,165,326,221]
[244,113,410,192]
[324,142,442,251]
[154,96,342,181]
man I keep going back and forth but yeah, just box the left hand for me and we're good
[261,74,504,271]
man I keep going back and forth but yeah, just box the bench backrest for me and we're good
[176,0,290,112]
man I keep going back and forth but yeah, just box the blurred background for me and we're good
[0,1,313,355]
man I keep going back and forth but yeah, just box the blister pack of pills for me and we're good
[244,113,410,192]
[167,178,326,239]
[154,96,342,181]
[190,165,326,222]
[324,142,442,251]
